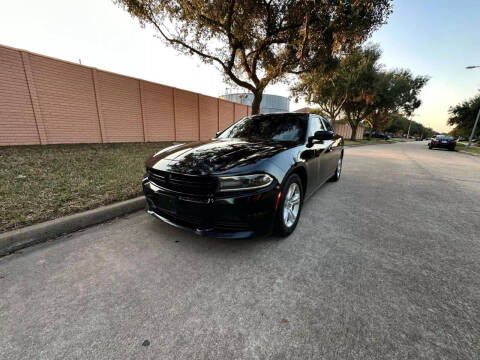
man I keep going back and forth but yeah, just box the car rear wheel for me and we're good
[275,174,303,237]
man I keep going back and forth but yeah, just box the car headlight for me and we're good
[218,174,274,192]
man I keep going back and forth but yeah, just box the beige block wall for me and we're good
[0,44,251,146]
[234,103,248,122]
[29,54,102,144]
[199,95,218,140]
[96,71,144,143]
[174,89,199,141]
[0,48,39,145]
[141,82,175,142]
[218,99,234,131]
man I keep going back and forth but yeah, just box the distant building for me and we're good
[220,93,289,114]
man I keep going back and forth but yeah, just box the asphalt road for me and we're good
[1,141,479,359]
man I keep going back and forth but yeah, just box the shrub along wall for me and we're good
[0,44,251,146]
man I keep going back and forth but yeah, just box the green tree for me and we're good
[291,59,350,130]
[116,0,392,114]
[383,114,434,138]
[292,45,381,132]
[364,69,428,137]
[340,46,382,140]
[447,92,480,138]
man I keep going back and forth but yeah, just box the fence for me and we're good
[0,44,251,146]
[335,122,364,140]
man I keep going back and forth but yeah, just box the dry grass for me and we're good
[0,142,175,233]
[344,138,395,146]
[456,142,480,155]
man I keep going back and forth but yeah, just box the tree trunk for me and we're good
[350,123,358,140]
[251,91,263,115]
[328,112,336,131]
[368,125,375,140]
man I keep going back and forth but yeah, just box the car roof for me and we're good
[250,112,309,119]
[252,112,307,116]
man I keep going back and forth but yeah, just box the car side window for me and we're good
[322,118,334,132]
[309,115,325,136]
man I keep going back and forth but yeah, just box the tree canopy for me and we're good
[292,44,428,139]
[116,0,392,113]
[291,45,378,129]
[364,69,429,136]
[383,113,434,138]
[447,91,480,138]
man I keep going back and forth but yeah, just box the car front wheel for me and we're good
[275,174,303,237]
[330,156,343,182]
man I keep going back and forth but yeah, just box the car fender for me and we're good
[268,146,308,188]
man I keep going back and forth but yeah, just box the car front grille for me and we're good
[147,168,218,195]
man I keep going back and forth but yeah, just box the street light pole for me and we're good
[466,66,480,147]
[467,107,480,147]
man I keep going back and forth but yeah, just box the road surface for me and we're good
[1,141,479,359]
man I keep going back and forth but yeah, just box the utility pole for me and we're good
[406,118,412,139]
[466,66,480,147]
[467,109,480,147]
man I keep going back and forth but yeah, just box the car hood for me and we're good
[146,138,293,175]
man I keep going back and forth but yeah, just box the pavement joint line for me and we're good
[0,196,146,257]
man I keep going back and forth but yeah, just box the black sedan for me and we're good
[428,135,456,151]
[142,113,344,238]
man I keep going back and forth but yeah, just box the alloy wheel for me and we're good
[283,182,301,227]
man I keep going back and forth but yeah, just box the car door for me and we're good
[307,115,331,188]
[320,117,340,176]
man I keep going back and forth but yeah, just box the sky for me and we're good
[1,0,479,133]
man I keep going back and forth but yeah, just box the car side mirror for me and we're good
[308,130,333,146]
[314,130,334,140]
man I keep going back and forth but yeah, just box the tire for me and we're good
[448,147,455,151]
[428,144,433,149]
[329,156,343,182]
[274,174,303,237]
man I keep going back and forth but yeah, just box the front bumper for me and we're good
[142,179,280,238]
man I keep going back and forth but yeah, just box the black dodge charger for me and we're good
[428,135,456,151]
[142,113,344,238]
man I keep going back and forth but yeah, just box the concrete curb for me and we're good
[0,197,145,256]
[457,150,480,157]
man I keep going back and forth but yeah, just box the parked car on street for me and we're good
[428,135,456,151]
[142,113,344,238]
[364,132,391,140]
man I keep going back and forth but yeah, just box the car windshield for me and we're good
[218,114,307,143]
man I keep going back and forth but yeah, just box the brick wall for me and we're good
[0,44,251,146]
